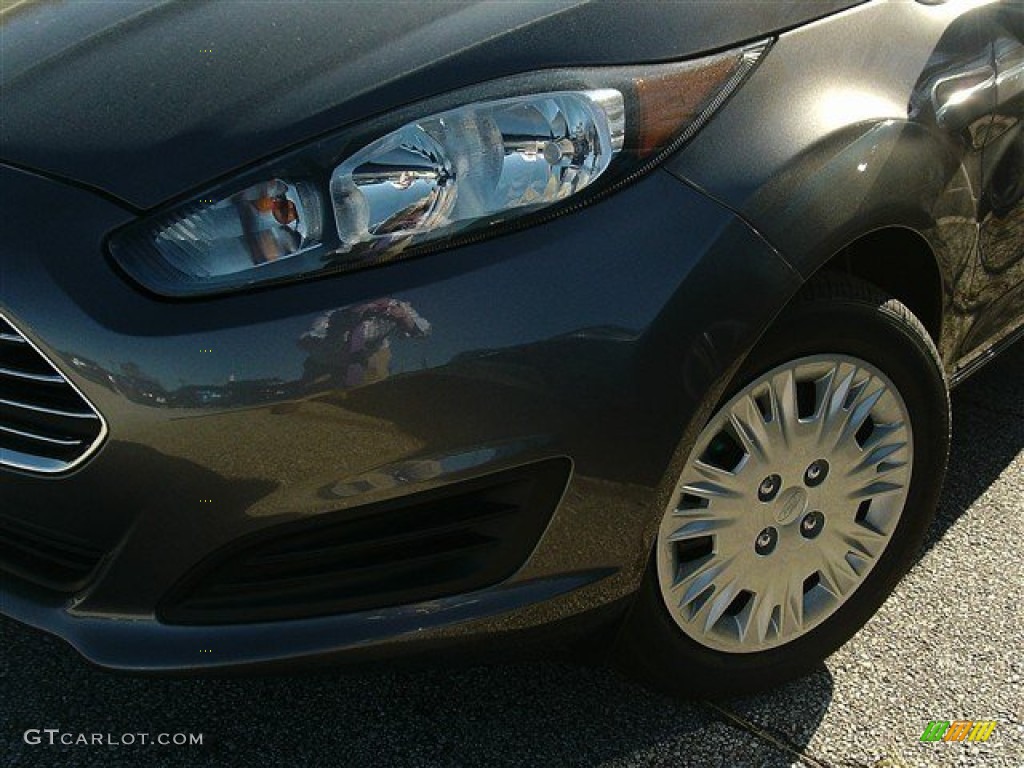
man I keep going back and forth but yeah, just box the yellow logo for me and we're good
[920,720,997,742]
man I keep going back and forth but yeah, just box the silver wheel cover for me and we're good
[657,354,914,653]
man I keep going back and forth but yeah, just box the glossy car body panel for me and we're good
[666,0,1024,373]
[0,0,1020,672]
[965,12,1024,356]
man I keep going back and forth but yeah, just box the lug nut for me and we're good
[758,474,782,502]
[754,526,778,555]
[804,459,829,487]
[800,510,825,539]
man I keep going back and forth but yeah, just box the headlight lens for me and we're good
[111,41,768,297]
[148,179,323,281]
[331,90,624,252]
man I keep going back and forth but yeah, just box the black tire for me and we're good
[616,273,951,698]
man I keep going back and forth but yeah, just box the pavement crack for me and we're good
[703,700,834,768]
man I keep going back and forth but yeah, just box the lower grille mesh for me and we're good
[0,314,106,474]
[0,514,105,591]
[160,459,570,624]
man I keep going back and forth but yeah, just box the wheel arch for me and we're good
[813,226,946,353]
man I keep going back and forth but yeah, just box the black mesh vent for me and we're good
[0,514,105,591]
[159,458,571,625]
[0,314,105,474]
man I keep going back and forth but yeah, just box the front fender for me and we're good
[666,0,1004,367]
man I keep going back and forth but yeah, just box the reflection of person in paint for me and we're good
[298,298,431,388]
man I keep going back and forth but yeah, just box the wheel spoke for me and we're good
[728,396,770,464]
[859,420,907,452]
[816,363,856,446]
[670,505,718,521]
[818,554,861,598]
[702,578,742,633]
[740,590,778,645]
[837,380,885,447]
[680,475,742,501]
[848,438,908,477]
[672,554,735,610]
[666,517,733,541]
[767,368,799,447]
[839,525,885,561]
[781,570,805,636]
[810,363,840,425]
[847,479,904,501]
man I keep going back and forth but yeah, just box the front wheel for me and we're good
[617,274,951,697]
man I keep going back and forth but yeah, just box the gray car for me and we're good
[0,0,1021,696]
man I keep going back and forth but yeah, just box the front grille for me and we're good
[0,514,105,591]
[0,314,106,474]
[160,458,571,625]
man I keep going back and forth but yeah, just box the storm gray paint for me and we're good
[0,159,803,668]
[0,0,862,209]
[666,0,1024,370]
[0,0,1020,672]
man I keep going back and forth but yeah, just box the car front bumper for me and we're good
[0,163,800,671]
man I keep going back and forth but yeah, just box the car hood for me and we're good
[0,0,862,210]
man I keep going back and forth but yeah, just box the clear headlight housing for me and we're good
[110,41,769,297]
[331,90,624,253]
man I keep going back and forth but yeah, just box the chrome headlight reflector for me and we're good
[331,90,624,252]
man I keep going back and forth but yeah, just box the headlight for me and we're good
[330,90,624,252]
[110,41,769,297]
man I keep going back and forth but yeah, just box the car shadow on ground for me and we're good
[2,344,1020,768]
[0,619,824,768]
[922,341,1024,556]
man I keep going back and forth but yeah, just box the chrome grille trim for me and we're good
[0,313,107,474]
[0,366,67,384]
[0,423,85,447]
[0,397,102,419]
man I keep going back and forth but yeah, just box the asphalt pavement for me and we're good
[1,343,1021,768]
